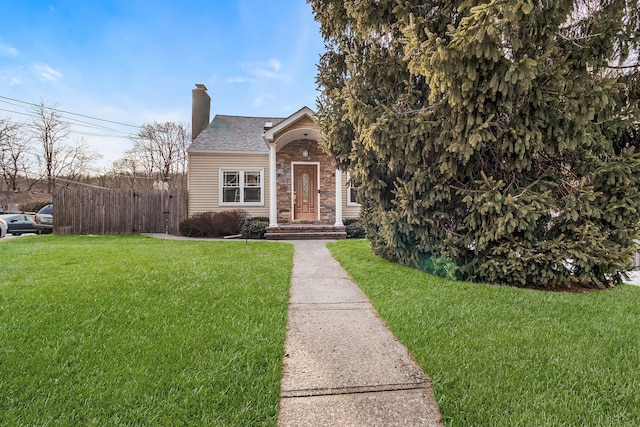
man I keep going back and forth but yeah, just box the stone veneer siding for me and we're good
[276,140,336,224]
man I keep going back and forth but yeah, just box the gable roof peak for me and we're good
[263,106,316,142]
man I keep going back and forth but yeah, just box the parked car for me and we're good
[0,214,37,235]
[34,205,53,234]
[0,218,6,238]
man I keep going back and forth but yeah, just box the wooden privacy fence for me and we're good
[53,187,187,235]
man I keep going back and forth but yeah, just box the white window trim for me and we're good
[219,168,265,206]
[346,172,361,207]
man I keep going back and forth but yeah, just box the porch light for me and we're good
[302,149,309,157]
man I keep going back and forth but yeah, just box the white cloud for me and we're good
[0,67,23,86]
[0,42,19,57]
[267,58,281,71]
[225,59,286,88]
[227,76,252,84]
[252,93,276,108]
[242,58,283,79]
[34,64,63,82]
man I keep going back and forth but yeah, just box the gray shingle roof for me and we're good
[187,115,284,153]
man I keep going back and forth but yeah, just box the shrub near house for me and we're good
[241,217,270,240]
[179,210,247,238]
[344,218,365,239]
[180,212,363,240]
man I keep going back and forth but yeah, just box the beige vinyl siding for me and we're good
[342,171,361,219]
[188,152,269,217]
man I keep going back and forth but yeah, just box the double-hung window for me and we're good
[221,169,263,205]
[347,172,361,206]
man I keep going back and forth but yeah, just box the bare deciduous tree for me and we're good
[54,138,102,182]
[107,155,150,189]
[31,101,70,193]
[0,118,33,191]
[121,121,190,189]
[31,101,101,193]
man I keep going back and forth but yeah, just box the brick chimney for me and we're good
[192,84,211,141]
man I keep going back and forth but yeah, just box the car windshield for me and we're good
[39,205,53,214]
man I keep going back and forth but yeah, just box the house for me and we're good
[186,84,360,239]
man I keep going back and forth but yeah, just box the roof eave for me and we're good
[187,149,269,155]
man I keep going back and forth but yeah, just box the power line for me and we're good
[0,95,142,129]
[0,107,36,119]
[59,115,132,134]
[72,131,130,138]
[0,107,132,138]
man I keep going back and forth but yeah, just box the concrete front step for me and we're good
[266,232,347,240]
[266,225,347,240]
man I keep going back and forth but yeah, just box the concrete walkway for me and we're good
[278,240,442,426]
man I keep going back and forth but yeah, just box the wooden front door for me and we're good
[294,164,317,221]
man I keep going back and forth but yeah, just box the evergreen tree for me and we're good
[310,0,640,288]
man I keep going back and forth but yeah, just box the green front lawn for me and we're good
[328,239,640,426]
[0,235,292,426]
[4,235,638,425]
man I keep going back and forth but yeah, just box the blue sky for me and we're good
[0,0,325,168]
